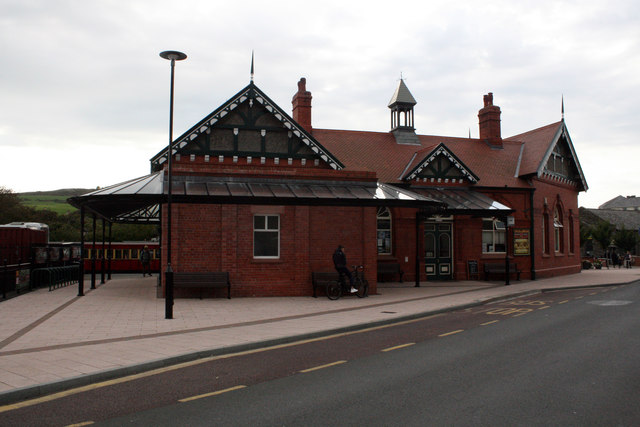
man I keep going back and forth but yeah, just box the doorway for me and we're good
[424,222,452,280]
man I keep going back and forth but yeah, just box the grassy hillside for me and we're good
[19,189,92,215]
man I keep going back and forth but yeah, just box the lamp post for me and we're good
[159,50,187,319]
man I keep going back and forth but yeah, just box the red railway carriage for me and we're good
[83,241,160,273]
[0,223,49,265]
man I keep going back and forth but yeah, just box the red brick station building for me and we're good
[70,75,588,298]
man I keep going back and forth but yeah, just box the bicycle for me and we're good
[327,265,368,300]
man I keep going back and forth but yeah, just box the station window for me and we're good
[569,213,575,254]
[554,207,563,253]
[482,218,506,253]
[377,207,392,255]
[254,214,279,258]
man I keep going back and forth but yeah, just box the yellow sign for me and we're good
[513,228,530,255]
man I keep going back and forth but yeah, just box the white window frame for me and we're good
[377,207,392,255]
[482,218,506,254]
[253,214,280,259]
[554,207,563,253]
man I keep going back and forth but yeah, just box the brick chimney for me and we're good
[292,77,312,132]
[478,92,502,147]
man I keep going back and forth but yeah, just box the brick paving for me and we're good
[0,268,638,403]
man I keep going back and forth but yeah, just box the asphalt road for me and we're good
[1,283,638,426]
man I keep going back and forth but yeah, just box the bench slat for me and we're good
[311,272,339,297]
[483,263,521,281]
[174,272,230,299]
[377,263,404,283]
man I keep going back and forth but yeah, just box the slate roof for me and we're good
[598,195,640,210]
[582,208,640,230]
[388,79,417,107]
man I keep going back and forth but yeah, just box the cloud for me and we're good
[0,0,638,208]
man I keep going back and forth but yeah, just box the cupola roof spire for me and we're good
[388,78,417,108]
[250,50,255,82]
[388,77,419,144]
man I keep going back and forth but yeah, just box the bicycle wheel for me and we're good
[327,282,342,300]
[356,279,368,298]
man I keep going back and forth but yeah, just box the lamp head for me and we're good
[159,51,187,61]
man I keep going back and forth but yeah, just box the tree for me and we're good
[0,186,31,224]
[579,223,592,249]
[590,220,616,256]
[0,187,158,242]
[613,228,639,254]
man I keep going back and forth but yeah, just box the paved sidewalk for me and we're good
[1,268,638,404]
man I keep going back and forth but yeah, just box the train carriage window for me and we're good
[123,250,130,260]
[131,249,139,260]
[153,249,160,259]
[114,249,122,259]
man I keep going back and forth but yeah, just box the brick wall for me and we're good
[162,204,377,297]
[159,180,581,297]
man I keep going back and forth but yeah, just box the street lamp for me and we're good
[159,50,187,319]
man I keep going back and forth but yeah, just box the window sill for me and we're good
[252,258,282,264]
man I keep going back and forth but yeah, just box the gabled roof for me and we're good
[402,143,480,183]
[150,82,344,171]
[314,118,586,192]
[313,129,526,187]
[388,79,417,107]
[506,121,588,190]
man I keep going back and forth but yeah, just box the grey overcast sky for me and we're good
[1,0,638,208]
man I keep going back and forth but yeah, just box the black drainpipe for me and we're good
[415,211,421,287]
[529,189,536,280]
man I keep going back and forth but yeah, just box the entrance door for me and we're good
[424,223,452,280]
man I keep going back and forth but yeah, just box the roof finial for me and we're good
[469,128,471,139]
[250,50,255,82]
[561,94,564,121]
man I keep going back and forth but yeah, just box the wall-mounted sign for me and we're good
[513,228,530,255]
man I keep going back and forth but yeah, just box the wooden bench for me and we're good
[483,263,521,281]
[377,263,404,282]
[173,272,231,299]
[311,272,339,298]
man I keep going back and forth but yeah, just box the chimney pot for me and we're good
[478,93,502,147]
[292,78,312,132]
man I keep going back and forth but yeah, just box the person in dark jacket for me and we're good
[333,245,357,293]
[611,251,620,268]
[140,245,152,277]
